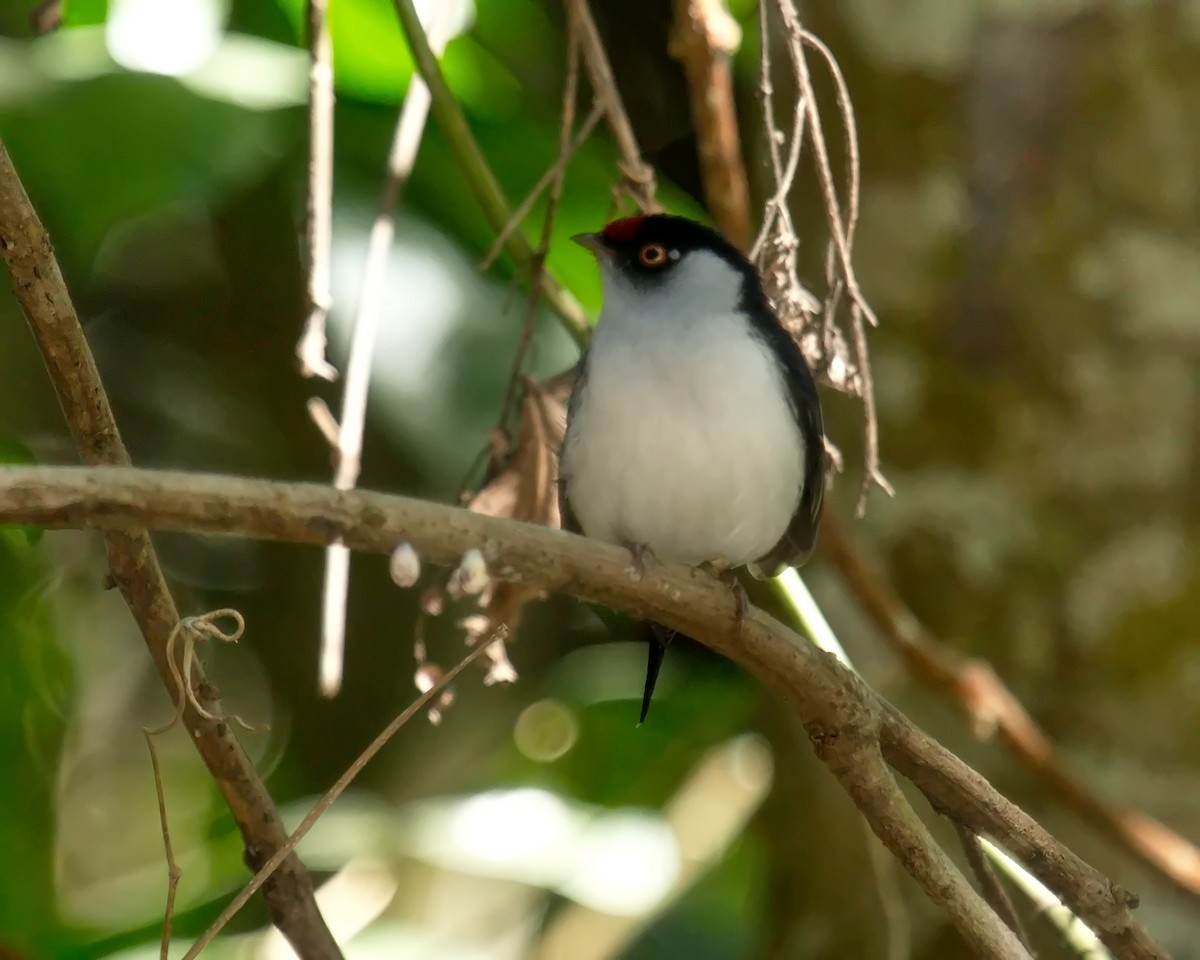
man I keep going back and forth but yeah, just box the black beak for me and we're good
[571,232,609,257]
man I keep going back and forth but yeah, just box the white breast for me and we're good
[560,251,805,568]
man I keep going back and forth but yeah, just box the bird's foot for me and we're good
[622,541,657,582]
[699,559,750,640]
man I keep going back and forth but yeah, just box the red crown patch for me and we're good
[601,216,645,242]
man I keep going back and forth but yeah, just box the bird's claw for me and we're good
[699,559,750,640]
[623,541,656,582]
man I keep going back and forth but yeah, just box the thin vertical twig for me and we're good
[316,0,460,697]
[774,2,874,329]
[479,102,604,272]
[496,15,583,428]
[749,0,807,261]
[297,0,338,381]
[144,732,181,960]
[766,0,892,511]
[390,0,589,342]
[567,0,660,212]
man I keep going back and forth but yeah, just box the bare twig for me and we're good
[297,0,338,381]
[316,0,458,698]
[182,627,507,959]
[496,18,582,429]
[479,101,605,271]
[821,515,1200,904]
[389,0,590,344]
[778,7,891,510]
[801,29,860,323]
[143,731,181,960]
[848,300,894,513]
[775,3,875,331]
[750,5,892,509]
[669,0,753,249]
[567,0,660,212]
[0,143,341,960]
[0,465,1168,960]
[750,0,807,261]
[958,823,1036,955]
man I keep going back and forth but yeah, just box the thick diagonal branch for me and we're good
[0,143,340,960]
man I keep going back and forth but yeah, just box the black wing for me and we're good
[748,311,827,576]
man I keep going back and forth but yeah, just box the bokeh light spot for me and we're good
[106,0,222,77]
[514,698,578,762]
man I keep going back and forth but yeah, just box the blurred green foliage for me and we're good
[0,438,70,956]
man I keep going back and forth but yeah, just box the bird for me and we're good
[558,214,826,723]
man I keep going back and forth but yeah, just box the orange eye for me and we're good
[638,243,669,267]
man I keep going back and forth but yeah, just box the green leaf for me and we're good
[272,0,521,111]
[0,436,35,465]
[61,0,108,28]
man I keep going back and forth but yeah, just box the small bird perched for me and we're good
[558,214,826,722]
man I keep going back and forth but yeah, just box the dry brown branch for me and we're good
[296,0,338,382]
[182,627,506,958]
[668,0,753,249]
[0,465,1168,960]
[822,516,1200,904]
[742,4,893,510]
[567,0,660,211]
[774,4,875,331]
[315,0,459,698]
[750,0,807,262]
[28,0,61,34]
[0,143,341,960]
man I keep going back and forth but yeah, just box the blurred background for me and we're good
[1,0,1199,957]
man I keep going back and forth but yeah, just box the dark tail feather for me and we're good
[638,621,678,725]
